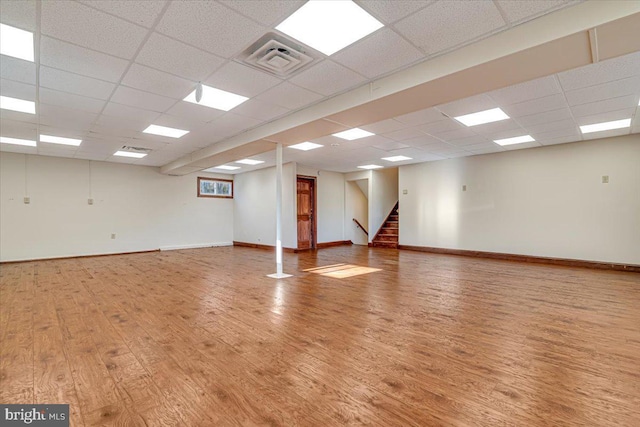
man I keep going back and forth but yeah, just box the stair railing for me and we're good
[352,218,368,236]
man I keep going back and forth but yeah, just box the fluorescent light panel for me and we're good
[276,0,383,56]
[0,136,37,147]
[114,151,147,158]
[289,141,323,151]
[235,159,264,165]
[40,134,82,146]
[358,164,383,170]
[143,124,189,138]
[0,23,34,62]
[184,84,248,111]
[215,165,240,170]
[0,95,35,114]
[382,155,412,162]
[579,118,631,134]
[333,128,375,140]
[493,135,535,146]
[454,108,510,127]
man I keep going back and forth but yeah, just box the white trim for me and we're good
[159,242,233,251]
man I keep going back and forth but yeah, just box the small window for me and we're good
[197,177,233,198]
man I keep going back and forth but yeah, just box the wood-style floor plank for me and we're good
[1,246,639,426]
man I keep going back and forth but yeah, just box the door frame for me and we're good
[296,175,317,250]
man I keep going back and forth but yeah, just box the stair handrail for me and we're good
[352,218,368,236]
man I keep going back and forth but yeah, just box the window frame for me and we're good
[197,177,233,199]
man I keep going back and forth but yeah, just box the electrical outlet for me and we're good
[602,175,609,184]
[462,185,467,192]
[23,196,30,204]
[111,233,116,239]
[88,198,94,205]
[403,189,408,195]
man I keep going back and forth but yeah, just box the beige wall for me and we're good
[0,152,234,262]
[398,135,640,264]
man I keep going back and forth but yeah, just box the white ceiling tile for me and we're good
[417,119,465,136]
[102,102,161,122]
[0,109,38,125]
[39,88,106,114]
[40,36,129,83]
[121,64,193,99]
[156,1,266,58]
[581,128,631,140]
[357,0,433,24]
[571,95,638,118]
[433,127,477,141]
[383,127,427,141]
[0,0,37,31]
[371,140,410,151]
[332,28,423,79]
[41,0,148,59]
[489,75,562,105]
[73,151,111,161]
[39,66,116,100]
[39,104,98,131]
[77,0,168,28]
[467,144,504,155]
[0,79,35,100]
[219,0,305,26]
[0,56,36,85]
[575,108,636,126]
[0,144,38,155]
[475,122,527,139]
[206,113,263,140]
[557,51,640,91]
[564,76,640,106]
[110,86,176,112]
[531,127,580,141]
[514,108,574,127]
[89,123,139,139]
[525,118,577,135]
[75,138,123,153]
[254,82,323,111]
[394,108,446,126]
[501,141,542,151]
[136,33,225,82]
[394,1,505,55]
[205,61,282,98]
[231,98,290,122]
[446,135,492,147]
[501,94,568,118]
[360,119,405,134]
[495,0,571,24]
[435,94,498,118]
[402,135,443,147]
[539,135,582,146]
[164,101,224,124]
[0,118,36,139]
[152,114,207,132]
[289,60,367,96]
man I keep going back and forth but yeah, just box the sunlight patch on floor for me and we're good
[304,263,382,278]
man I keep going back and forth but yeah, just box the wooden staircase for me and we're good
[371,202,399,249]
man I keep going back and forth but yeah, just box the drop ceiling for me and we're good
[0,0,639,175]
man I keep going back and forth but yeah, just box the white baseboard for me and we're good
[159,242,233,251]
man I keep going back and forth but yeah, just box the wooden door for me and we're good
[297,177,315,250]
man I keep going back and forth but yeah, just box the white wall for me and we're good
[399,135,640,264]
[345,180,369,245]
[297,165,345,244]
[0,153,234,262]
[233,162,297,248]
[370,167,399,241]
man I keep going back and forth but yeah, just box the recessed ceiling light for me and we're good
[214,165,241,170]
[0,136,37,147]
[276,0,384,56]
[579,118,631,134]
[493,135,535,146]
[143,124,189,138]
[289,141,323,151]
[333,128,375,140]
[358,164,383,170]
[40,134,82,146]
[454,108,510,127]
[381,155,412,162]
[114,151,147,158]
[235,159,264,165]
[0,95,35,114]
[184,84,248,111]
[0,23,34,62]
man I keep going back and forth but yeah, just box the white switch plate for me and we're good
[23,196,30,204]
[602,175,609,184]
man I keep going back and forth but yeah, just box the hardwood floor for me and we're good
[1,246,639,426]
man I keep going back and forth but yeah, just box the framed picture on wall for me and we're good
[197,177,233,198]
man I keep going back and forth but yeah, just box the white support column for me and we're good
[268,143,292,279]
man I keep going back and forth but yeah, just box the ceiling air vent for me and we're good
[120,145,151,154]
[241,33,315,77]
